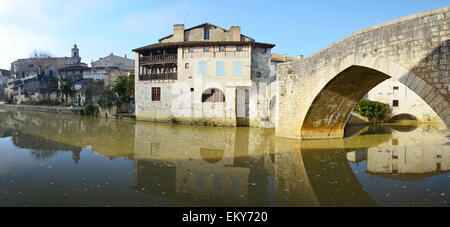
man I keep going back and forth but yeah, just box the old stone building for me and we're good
[11,44,85,80]
[367,79,444,123]
[133,23,275,127]
[91,53,135,71]
[0,69,12,86]
[7,44,88,104]
[85,53,135,88]
[0,69,12,98]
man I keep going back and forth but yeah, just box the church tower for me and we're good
[70,43,81,64]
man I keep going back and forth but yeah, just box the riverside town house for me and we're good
[133,23,277,127]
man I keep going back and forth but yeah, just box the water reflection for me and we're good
[0,110,448,207]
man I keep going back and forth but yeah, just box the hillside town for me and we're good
[0,44,134,113]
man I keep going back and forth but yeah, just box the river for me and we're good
[0,109,448,207]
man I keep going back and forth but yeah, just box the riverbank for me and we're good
[0,104,83,115]
[0,104,137,121]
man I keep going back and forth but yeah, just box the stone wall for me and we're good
[249,47,272,128]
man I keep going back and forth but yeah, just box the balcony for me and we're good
[140,54,177,65]
[139,73,178,81]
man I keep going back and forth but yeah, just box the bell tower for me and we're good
[70,43,81,64]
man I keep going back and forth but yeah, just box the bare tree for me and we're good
[29,49,53,77]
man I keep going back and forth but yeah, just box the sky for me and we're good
[0,0,448,69]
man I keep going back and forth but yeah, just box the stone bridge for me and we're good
[276,6,450,139]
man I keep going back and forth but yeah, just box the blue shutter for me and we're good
[234,61,242,76]
[199,61,207,76]
[216,61,225,76]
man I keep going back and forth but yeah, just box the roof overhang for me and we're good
[133,41,275,53]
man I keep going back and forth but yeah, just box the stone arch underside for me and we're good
[301,65,391,139]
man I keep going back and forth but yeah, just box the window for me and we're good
[255,72,261,78]
[198,61,207,76]
[393,100,399,107]
[213,175,223,190]
[185,63,190,69]
[261,48,267,53]
[202,88,225,103]
[237,45,243,51]
[204,46,210,52]
[393,86,399,90]
[152,87,161,101]
[196,173,205,188]
[230,176,240,192]
[233,61,243,76]
[151,143,160,156]
[216,61,225,76]
[204,28,210,40]
[189,47,194,52]
[392,139,399,146]
[219,46,225,51]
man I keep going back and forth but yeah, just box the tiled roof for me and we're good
[133,41,275,52]
[271,53,300,62]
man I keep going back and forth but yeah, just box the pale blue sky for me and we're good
[0,0,448,69]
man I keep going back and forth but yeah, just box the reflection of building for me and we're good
[2,109,448,206]
[367,127,449,178]
[347,149,368,163]
[133,23,275,127]
[367,78,443,123]
[2,126,83,164]
[132,123,275,205]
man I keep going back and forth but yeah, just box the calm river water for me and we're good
[0,109,448,207]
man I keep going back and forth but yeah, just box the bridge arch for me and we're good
[276,7,449,139]
[301,55,446,139]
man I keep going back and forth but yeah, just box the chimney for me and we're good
[173,24,185,42]
[230,26,241,41]
[297,55,304,60]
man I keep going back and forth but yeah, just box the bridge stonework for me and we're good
[277,6,450,139]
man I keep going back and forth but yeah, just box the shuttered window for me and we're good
[216,61,225,76]
[198,61,207,76]
[152,87,161,101]
[234,61,242,76]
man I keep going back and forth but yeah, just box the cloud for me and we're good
[0,25,63,69]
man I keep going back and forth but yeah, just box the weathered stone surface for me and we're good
[276,6,450,139]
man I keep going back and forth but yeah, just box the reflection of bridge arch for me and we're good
[388,113,418,123]
[388,124,419,133]
[276,7,450,139]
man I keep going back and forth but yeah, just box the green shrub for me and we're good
[97,89,118,108]
[355,99,389,122]
[82,103,99,117]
